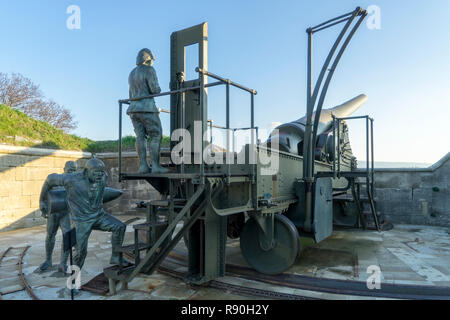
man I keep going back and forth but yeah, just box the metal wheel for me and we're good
[240,214,299,275]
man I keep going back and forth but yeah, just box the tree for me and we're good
[0,73,77,132]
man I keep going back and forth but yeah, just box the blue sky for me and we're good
[0,0,449,164]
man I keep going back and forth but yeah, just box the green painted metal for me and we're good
[312,178,333,243]
[240,214,299,275]
[109,7,378,289]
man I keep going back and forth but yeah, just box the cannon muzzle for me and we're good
[266,94,367,154]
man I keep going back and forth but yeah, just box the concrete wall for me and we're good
[0,145,91,232]
[367,153,450,227]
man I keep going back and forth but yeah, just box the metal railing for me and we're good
[332,115,374,195]
[195,68,258,184]
[117,69,257,184]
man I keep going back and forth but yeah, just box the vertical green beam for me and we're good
[169,23,208,158]
[226,82,231,184]
[303,29,313,178]
[118,102,123,182]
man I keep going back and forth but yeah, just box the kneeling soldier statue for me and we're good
[127,48,168,174]
[39,158,127,269]
[39,161,78,273]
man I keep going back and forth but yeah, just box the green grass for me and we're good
[0,104,169,153]
[88,135,170,153]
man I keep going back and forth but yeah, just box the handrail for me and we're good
[118,69,258,185]
[195,68,257,95]
[119,81,223,104]
[332,115,374,194]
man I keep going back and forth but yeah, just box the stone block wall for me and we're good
[0,145,91,232]
[362,153,450,227]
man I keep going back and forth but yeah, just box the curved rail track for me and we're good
[0,246,39,300]
[159,259,317,300]
[166,250,450,300]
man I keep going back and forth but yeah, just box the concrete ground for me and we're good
[0,216,449,300]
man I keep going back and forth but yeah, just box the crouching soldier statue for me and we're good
[127,48,168,174]
[39,161,78,273]
[39,158,127,269]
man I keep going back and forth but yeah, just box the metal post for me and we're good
[200,71,205,184]
[256,126,259,145]
[366,116,369,191]
[250,92,256,184]
[370,118,374,194]
[226,82,231,184]
[232,130,236,158]
[337,119,341,176]
[209,120,213,145]
[69,243,74,300]
[118,102,123,182]
[181,89,185,174]
[302,28,314,233]
[304,29,313,179]
[311,9,366,175]
[332,116,336,178]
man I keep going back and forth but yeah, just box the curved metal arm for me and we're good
[303,7,367,180]
[303,7,362,179]
[311,10,367,174]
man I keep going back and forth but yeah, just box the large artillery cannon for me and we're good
[267,94,367,162]
[105,7,383,292]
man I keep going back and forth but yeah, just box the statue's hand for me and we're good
[40,202,49,218]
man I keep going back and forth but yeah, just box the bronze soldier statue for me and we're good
[39,161,78,273]
[39,158,127,269]
[127,48,168,174]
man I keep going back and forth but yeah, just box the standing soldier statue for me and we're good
[127,48,168,174]
[39,161,78,273]
[39,158,127,269]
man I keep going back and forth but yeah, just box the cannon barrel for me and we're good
[45,187,124,214]
[266,94,367,154]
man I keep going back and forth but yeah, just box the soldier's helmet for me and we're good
[64,161,78,174]
[136,48,155,65]
[84,158,106,182]
[85,158,105,171]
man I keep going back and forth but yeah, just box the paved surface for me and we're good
[0,216,449,300]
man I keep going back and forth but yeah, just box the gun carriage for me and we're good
[104,7,384,292]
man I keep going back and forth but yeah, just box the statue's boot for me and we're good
[136,136,151,173]
[39,260,52,272]
[58,264,68,273]
[109,221,131,266]
[139,164,151,174]
[152,165,169,174]
[40,227,56,271]
[150,139,169,174]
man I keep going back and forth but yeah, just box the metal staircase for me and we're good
[316,115,381,231]
[104,178,223,294]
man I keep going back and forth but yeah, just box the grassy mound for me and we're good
[0,104,169,153]
[0,104,93,151]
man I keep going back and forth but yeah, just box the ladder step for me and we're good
[149,198,187,207]
[133,221,169,231]
[104,264,135,281]
[363,210,381,217]
[119,242,152,255]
